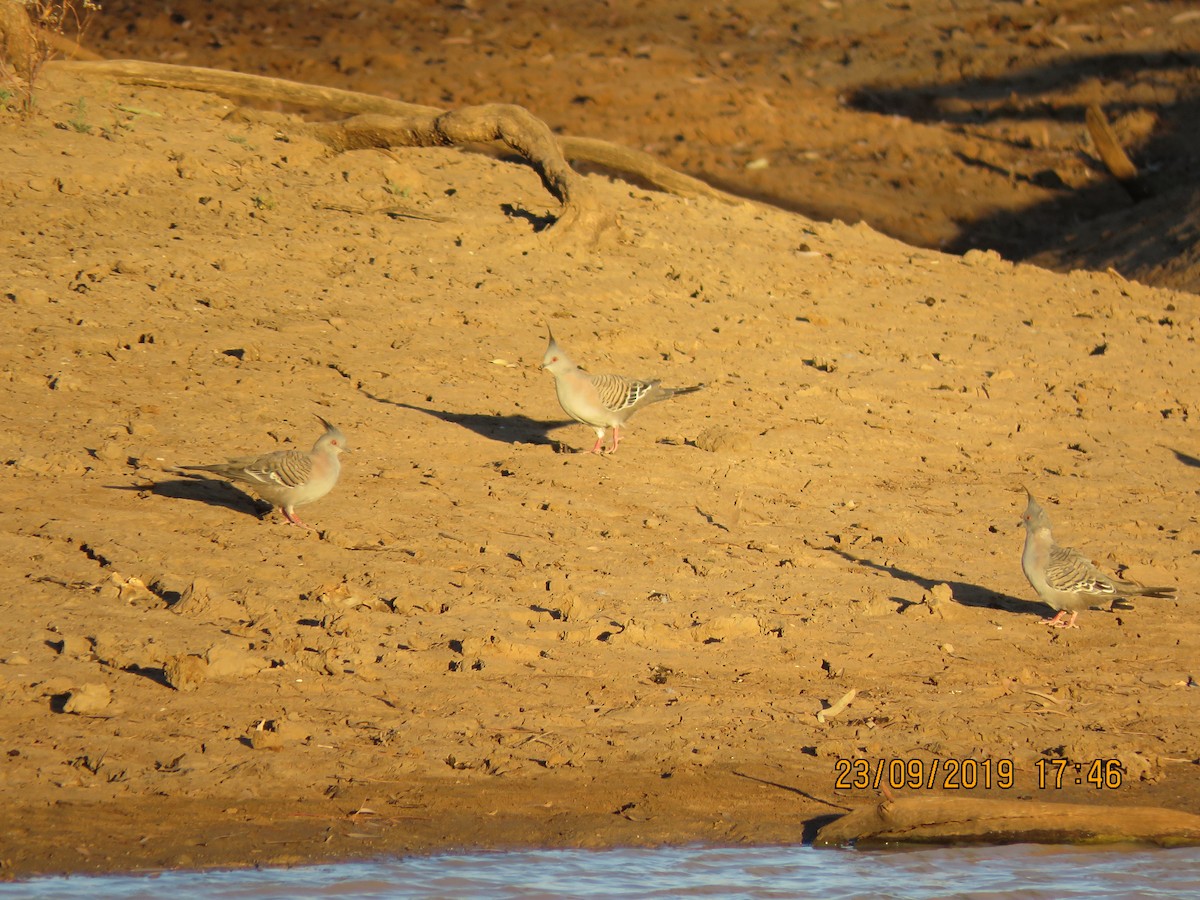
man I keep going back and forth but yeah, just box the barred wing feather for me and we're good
[590,373,657,412]
[231,449,314,488]
[1044,545,1115,596]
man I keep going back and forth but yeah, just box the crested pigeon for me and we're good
[541,329,702,453]
[179,416,349,527]
[1020,490,1176,628]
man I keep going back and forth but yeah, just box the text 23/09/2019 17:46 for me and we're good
[833,758,1125,791]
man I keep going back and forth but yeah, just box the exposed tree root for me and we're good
[1086,104,1149,202]
[46,59,746,248]
[51,59,446,118]
[310,106,611,248]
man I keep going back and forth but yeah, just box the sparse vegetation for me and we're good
[65,92,88,130]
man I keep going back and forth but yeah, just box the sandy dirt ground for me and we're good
[2,0,1200,880]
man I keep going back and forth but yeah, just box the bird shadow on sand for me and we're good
[106,478,270,520]
[362,392,575,447]
[825,546,1046,618]
[1167,447,1200,469]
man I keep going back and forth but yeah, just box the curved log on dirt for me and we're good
[813,795,1200,848]
[556,134,740,203]
[310,106,612,247]
[50,59,445,118]
[47,60,610,246]
[46,59,744,245]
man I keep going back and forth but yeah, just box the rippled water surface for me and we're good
[4,843,1199,899]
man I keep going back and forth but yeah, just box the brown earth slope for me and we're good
[86,0,1200,291]
[2,0,1199,880]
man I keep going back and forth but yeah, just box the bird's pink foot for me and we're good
[1041,611,1079,629]
[281,508,311,528]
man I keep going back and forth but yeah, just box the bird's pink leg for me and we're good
[590,434,606,454]
[281,507,309,528]
[607,427,621,454]
[1042,610,1079,629]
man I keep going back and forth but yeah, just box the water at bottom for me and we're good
[3,843,1198,899]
